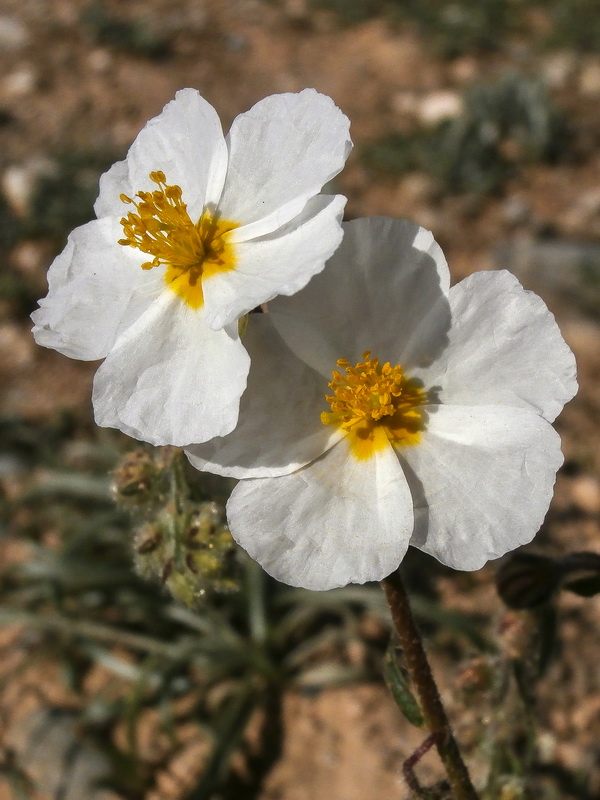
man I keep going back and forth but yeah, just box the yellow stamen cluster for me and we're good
[118,171,238,309]
[321,351,427,457]
[119,171,205,272]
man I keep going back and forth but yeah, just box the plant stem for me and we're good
[381,568,480,800]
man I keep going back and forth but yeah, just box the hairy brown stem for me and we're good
[382,569,479,800]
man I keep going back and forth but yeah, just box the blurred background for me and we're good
[2,1,600,798]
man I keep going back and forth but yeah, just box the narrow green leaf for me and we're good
[185,685,257,800]
[384,643,425,728]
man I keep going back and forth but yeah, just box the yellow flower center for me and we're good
[321,351,428,460]
[118,171,239,309]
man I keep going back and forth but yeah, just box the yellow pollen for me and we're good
[118,171,239,309]
[321,350,428,459]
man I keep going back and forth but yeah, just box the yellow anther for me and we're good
[118,172,240,309]
[321,351,428,459]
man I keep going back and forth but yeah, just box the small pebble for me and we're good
[87,48,112,73]
[0,323,35,373]
[2,158,58,217]
[3,68,36,97]
[417,90,463,127]
[10,240,46,275]
[0,16,29,50]
[540,51,577,89]
[390,90,419,117]
[571,475,600,514]
[579,57,600,96]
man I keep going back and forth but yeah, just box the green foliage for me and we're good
[0,192,19,254]
[542,0,600,53]
[24,151,119,242]
[0,422,394,797]
[307,0,532,54]
[305,0,600,56]
[82,3,172,59]
[384,641,424,727]
[363,72,567,195]
[391,0,529,58]
[308,0,383,25]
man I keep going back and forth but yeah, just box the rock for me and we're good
[0,16,29,50]
[87,48,112,73]
[10,240,46,276]
[398,173,437,204]
[7,710,115,800]
[223,32,249,53]
[284,0,309,21]
[560,188,600,234]
[541,51,577,89]
[501,196,531,227]
[2,68,36,97]
[0,323,34,373]
[449,56,478,84]
[579,57,600,96]
[571,475,600,514]
[390,89,419,117]
[2,158,58,217]
[560,319,600,364]
[417,90,463,127]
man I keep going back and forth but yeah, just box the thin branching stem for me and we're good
[382,568,480,800]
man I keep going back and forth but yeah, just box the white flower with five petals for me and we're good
[31,89,351,446]
[187,217,577,590]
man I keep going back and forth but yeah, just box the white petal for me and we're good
[401,404,564,570]
[94,159,129,218]
[95,89,228,221]
[92,293,250,446]
[416,270,577,422]
[186,314,337,477]
[227,436,414,590]
[269,216,451,378]
[217,89,351,235]
[202,194,346,330]
[31,218,158,360]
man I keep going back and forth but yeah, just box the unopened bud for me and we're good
[113,447,172,512]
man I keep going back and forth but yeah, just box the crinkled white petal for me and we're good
[186,314,338,478]
[217,89,351,236]
[92,293,250,446]
[400,404,564,571]
[415,270,577,422]
[31,218,158,361]
[226,435,414,590]
[269,216,451,378]
[94,159,130,219]
[202,194,346,330]
[95,89,228,221]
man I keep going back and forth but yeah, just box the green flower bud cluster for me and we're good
[113,447,172,510]
[113,448,239,606]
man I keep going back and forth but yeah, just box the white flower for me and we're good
[186,217,577,590]
[31,89,351,446]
